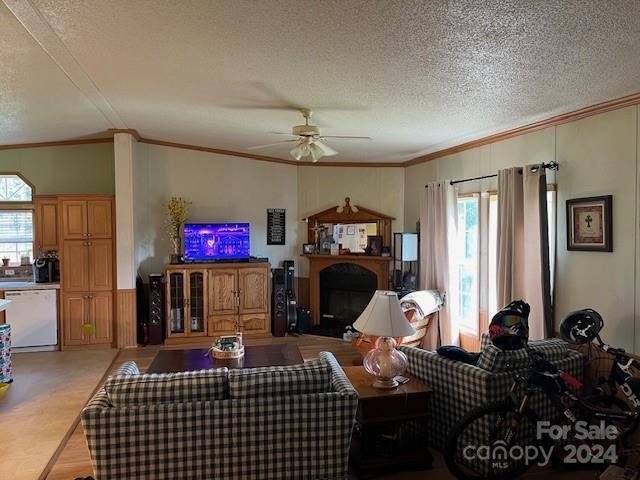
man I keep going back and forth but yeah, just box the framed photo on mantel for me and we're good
[566,195,612,252]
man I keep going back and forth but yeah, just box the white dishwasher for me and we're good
[5,290,58,349]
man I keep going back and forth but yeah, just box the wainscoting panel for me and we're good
[294,276,310,309]
[116,289,137,348]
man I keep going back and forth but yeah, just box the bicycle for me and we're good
[443,340,640,480]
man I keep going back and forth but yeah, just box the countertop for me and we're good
[0,282,60,291]
[0,299,10,311]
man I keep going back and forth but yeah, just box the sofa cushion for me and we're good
[476,338,568,372]
[104,367,229,405]
[228,358,331,399]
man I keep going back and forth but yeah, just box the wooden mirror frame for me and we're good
[302,197,395,248]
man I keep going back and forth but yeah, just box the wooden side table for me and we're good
[343,366,433,477]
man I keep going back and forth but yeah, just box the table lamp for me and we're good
[353,290,416,389]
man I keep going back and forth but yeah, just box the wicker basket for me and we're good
[211,344,245,359]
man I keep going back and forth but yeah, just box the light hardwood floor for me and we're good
[0,349,118,480]
[44,335,593,480]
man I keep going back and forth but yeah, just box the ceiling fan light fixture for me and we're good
[290,142,310,161]
[313,140,338,158]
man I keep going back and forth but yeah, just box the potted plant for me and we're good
[165,196,191,264]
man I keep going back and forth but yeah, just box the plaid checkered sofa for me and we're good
[81,351,358,480]
[398,333,583,449]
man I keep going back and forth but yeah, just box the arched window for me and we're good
[0,174,32,202]
[0,174,34,265]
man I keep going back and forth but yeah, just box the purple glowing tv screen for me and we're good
[184,223,250,261]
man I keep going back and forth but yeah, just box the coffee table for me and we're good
[146,343,304,373]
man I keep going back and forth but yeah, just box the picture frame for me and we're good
[303,243,316,254]
[566,195,612,252]
[367,235,383,256]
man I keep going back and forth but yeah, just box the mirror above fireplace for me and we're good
[302,197,395,251]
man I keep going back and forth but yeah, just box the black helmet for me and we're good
[559,309,603,345]
[489,300,530,350]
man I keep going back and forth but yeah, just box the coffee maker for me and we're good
[33,254,60,283]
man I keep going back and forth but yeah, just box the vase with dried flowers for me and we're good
[166,196,191,264]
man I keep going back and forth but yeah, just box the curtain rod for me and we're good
[424,162,559,188]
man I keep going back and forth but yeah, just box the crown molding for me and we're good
[2,91,639,166]
[0,137,113,151]
[403,90,640,167]
[137,137,300,166]
[109,128,141,141]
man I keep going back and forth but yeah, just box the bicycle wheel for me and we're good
[444,400,542,480]
[550,393,632,469]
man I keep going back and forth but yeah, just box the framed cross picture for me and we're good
[566,195,612,252]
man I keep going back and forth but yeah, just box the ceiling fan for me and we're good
[248,109,371,162]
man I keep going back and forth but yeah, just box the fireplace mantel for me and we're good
[303,254,392,325]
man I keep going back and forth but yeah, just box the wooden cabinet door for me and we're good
[63,294,89,346]
[208,269,237,316]
[61,241,89,292]
[61,200,87,240]
[208,315,238,336]
[166,271,186,337]
[187,270,207,336]
[238,267,269,313]
[87,200,112,239]
[90,292,112,344]
[240,313,269,335]
[88,239,113,291]
[34,197,58,253]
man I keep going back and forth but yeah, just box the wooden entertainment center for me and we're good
[164,262,271,342]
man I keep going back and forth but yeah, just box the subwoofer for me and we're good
[271,268,287,337]
[148,274,165,345]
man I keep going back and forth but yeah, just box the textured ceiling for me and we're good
[2,0,640,162]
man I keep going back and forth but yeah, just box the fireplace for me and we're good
[317,263,377,337]
[304,254,392,337]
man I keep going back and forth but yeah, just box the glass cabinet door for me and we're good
[169,272,185,334]
[188,271,205,334]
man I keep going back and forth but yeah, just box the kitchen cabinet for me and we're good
[59,195,114,349]
[34,196,59,254]
[61,198,112,240]
[63,292,112,346]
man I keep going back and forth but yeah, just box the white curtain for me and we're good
[497,165,552,340]
[420,181,459,348]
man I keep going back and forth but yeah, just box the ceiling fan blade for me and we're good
[247,140,298,150]
[320,135,372,140]
[267,131,295,135]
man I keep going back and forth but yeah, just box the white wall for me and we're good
[555,107,638,352]
[404,106,638,351]
[133,144,299,278]
[113,133,136,289]
[297,166,405,276]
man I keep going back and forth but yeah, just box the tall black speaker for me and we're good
[148,274,165,345]
[283,260,298,333]
[271,268,287,337]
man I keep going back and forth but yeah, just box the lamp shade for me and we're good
[353,290,416,337]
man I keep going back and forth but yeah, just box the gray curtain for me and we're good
[497,165,552,339]
[420,181,458,348]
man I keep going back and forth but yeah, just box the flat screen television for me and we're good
[183,223,250,261]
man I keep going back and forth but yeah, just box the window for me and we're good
[0,174,32,202]
[454,195,479,331]
[0,211,33,263]
[0,175,34,265]
[455,188,556,333]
